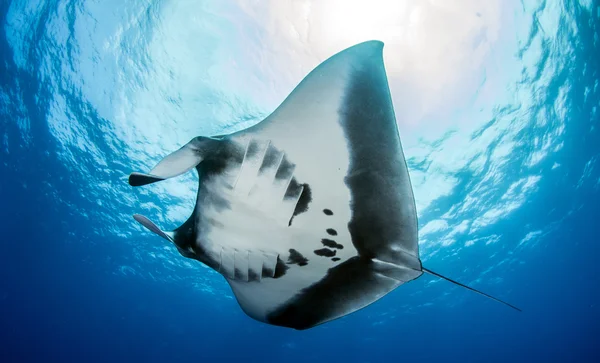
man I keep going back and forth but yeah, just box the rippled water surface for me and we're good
[1,0,599,362]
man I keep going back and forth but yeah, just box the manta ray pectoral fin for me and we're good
[422,267,522,311]
[133,214,174,243]
[128,137,219,187]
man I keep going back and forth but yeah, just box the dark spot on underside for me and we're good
[321,239,343,249]
[262,256,289,279]
[248,269,260,281]
[262,264,273,278]
[234,268,245,280]
[245,139,260,158]
[201,140,245,177]
[287,249,308,266]
[332,257,341,262]
[323,209,333,215]
[258,144,281,174]
[275,156,295,181]
[288,182,312,226]
[274,257,289,278]
[294,183,312,215]
[314,248,336,257]
[326,228,337,236]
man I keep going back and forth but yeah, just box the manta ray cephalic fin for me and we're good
[133,214,175,243]
[128,137,223,187]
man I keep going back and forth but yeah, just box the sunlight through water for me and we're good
[2,0,597,318]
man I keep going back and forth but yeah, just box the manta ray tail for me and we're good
[422,267,522,312]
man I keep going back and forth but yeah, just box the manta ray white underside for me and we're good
[129,41,520,330]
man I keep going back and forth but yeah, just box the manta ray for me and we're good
[128,40,520,330]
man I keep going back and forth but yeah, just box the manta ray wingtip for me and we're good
[346,40,384,55]
[371,39,384,47]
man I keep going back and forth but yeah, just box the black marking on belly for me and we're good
[207,217,225,229]
[248,269,260,281]
[321,239,343,249]
[234,268,245,280]
[274,256,289,278]
[262,264,274,278]
[288,182,312,226]
[314,248,336,257]
[323,209,333,216]
[275,156,295,181]
[201,158,229,178]
[258,143,281,174]
[201,139,245,176]
[263,256,290,279]
[294,183,311,214]
[287,248,309,266]
[267,256,397,330]
[205,191,231,212]
[285,179,303,202]
[326,228,338,236]
[198,140,243,212]
[245,139,261,158]
[332,257,341,262]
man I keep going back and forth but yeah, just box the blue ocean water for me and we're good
[1,0,599,362]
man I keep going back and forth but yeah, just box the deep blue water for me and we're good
[1,0,599,362]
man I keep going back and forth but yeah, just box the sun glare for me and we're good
[316,0,408,49]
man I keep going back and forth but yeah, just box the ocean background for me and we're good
[1,0,598,362]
